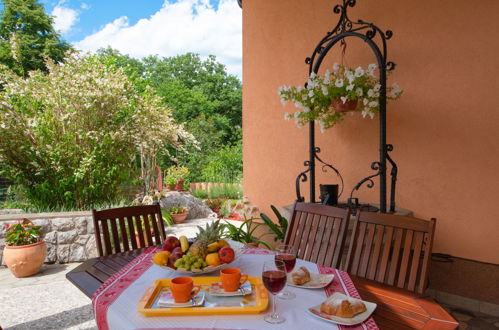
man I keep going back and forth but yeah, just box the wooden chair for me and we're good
[284,202,350,269]
[92,204,166,257]
[345,211,436,294]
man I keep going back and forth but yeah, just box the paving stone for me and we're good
[453,311,474,322]
[468,318,497,329]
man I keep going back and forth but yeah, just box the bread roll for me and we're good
[320,298,366,318]
[291,266,311,285]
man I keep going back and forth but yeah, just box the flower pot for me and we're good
[332,98,358,112]
[3,240,47,278]
[171,212,188,224]
[167,184,176,191]
[175,180,185,191]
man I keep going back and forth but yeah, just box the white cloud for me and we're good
[74,0,242,77]
[80,2,90,10]
[51,4,79,34]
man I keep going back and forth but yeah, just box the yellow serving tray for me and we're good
[137,277,268,316]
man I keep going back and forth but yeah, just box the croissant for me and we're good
[291,266,311,285]
[320,298,367,318]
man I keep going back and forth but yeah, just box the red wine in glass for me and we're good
[275,254,296,273]
[262,270,287,294]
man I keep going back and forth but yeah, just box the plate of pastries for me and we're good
[307,292,377,325]
[287,266,334,288]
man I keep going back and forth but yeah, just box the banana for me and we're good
[179,236,189,252]
[207,242,219,253]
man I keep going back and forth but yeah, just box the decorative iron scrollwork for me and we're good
[350,162,382,199]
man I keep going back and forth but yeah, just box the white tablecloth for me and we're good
[92,248,377,330]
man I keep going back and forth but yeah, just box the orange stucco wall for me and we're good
[242,0,499,264]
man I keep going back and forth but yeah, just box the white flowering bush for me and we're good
[0,53,195,208]
[279,63,402,131]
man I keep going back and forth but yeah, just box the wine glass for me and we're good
[274,244,296,300]
[262,260,287,324]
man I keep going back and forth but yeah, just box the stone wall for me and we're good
[0,212,97,265]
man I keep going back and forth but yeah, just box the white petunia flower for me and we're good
[294,111,300,118]
[363,98,369,106]
[354,66,364,77]
[284,112,291,120]
[356,88,363,97]
[304,107,311,113]
[310,72,316,79]
[324,69,330,78]
[346,84,354,91]
[307,80,315,89]
[333,63,339,70]
[369,101,378,108]
[368,63,376,72]
[361,110,368,118]
[374,84,381,92]
[302,93,308,101]
[340,96,348,104]
[297,86,304,92]
[308,90,314,98]
[295,102,303,108]
[369,112,375,119]
[321,86,329,95]
[280,98,286,105]
[367,89,375,97]
[335,79,344,87]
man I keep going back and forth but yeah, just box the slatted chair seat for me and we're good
[284,202,350,269]
[92,204,167,257]
[345,211,436,294]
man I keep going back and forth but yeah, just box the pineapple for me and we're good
[189,220,222,259]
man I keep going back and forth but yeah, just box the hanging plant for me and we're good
[279,63,403,131]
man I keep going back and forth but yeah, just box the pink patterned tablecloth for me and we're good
[92,246,378,330]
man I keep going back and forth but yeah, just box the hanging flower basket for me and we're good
[332,98,358,113]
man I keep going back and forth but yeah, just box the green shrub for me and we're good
[209,185,242,199]
[201,143,242,183]
[0,53,194,209]
[192,189,208,199]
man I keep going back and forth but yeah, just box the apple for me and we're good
[167,251,184,269]
[163,236,180,252]
[218,246,235,264]
[172,246,183,255]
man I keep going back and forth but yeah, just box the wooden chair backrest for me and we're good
[92,204,166,257]
[284,202,350,269]
[345,211,436,294]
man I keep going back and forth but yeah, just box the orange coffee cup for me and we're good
[220,268,248,292]
[170,276,201,303]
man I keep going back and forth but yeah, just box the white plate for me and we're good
[287,272,334,289]
[307,292,376,326]
[156,240,245,275]
[209,281,252,296]
[157,292,205,308]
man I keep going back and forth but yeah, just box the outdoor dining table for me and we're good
[67,245,458,330]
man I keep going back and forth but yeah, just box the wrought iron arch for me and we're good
[295,0,398,213]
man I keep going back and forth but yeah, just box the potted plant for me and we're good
[3,218,47,278]
[279,63,403,131]
[166,166,189,191]
[220,217,272,249]
[165,176,177,191]
[260,205,289,243]
[167,206,189,224]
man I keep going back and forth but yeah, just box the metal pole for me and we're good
[309,121,316,203]
[379,66,387,213]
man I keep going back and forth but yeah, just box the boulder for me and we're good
[69,245,86,262]
[85,235,98,258]
[44,231,57,244]
[57,230,77,244]
[45,242,57,263]
[57,244,70,263]
[32,219,51,234]
[160,192,217,220]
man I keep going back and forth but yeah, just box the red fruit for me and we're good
[218,246,235,264]
[163,236,180,252]
[167,251,183,269]
[172,247,183,255]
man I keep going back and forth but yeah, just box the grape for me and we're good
[192,262,201,269]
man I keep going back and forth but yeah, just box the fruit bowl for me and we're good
[156,240,245,275]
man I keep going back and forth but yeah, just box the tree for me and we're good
[0,53,195,208]
[0,0,71,76]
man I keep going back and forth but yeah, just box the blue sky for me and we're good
[37,0,242,76]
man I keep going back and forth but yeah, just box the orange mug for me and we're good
[220,268,248,292]
[170,276,201,303]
